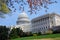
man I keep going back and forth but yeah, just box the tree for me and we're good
[0,0,57,17]
[9,28,19,39]
[9,28,24,39]
[0,26,9,40]
[0,0,11,18]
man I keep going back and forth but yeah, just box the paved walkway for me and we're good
[33,38,55,40]
[33,38,60,40]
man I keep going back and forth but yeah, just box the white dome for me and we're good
[17,11,30,25]
[18,12,28,18]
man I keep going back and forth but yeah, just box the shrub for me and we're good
[45,30,53,34]
[25,32,33,36]
[33,33,38,36]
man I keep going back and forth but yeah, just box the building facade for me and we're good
[31,13,60,34]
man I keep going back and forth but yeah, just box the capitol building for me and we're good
[10,12,60,34]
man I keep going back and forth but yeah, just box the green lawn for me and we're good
[11,34,60,40]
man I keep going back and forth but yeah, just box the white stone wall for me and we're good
[49,14,60,28]
[54,15,60,26]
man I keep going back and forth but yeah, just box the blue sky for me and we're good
[0,0,60,26]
